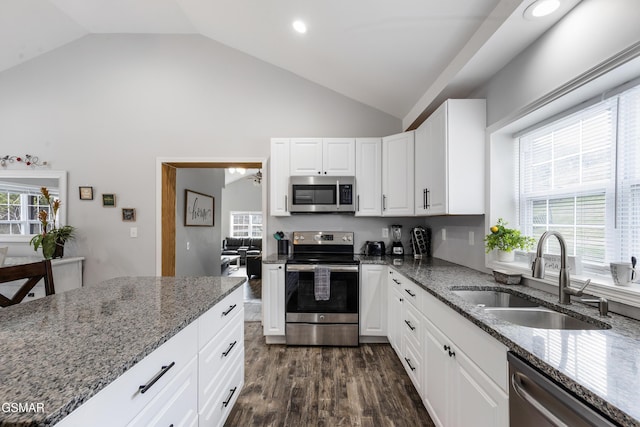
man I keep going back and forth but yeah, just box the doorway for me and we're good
[156,159,265,276]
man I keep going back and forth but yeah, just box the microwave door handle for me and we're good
[336,180,340,208]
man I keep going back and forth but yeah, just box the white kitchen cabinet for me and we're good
[414,99,486,216]
[382,131,414,216]
[355,138,382,216]
[387,273,403,355]
[262,263,285,338]
[359,264,387,337]
[270,138,291,216]
[290,138,355,176]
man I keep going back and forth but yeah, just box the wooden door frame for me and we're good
[156,157,266,276]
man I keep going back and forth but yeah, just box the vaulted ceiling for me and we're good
[0,0,580,127]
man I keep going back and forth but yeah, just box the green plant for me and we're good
[484,218,535,253]
[29,187,75,259]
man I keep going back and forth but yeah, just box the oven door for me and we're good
[285,264,359,323]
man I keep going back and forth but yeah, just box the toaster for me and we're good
[365,241,386,256]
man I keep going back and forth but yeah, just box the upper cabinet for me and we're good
[355,138,382,216]
[415,99,486,216]
[270,138,291,216]
[290,138,355,176]
[382,131,414,216]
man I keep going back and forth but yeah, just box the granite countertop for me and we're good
[0,275,245,426]
[359,256,639,426]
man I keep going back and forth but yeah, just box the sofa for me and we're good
[222,237,262,266]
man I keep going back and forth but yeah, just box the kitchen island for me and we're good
[0,275,245,426]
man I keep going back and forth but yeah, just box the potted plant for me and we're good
[484,218,535,262]
[30,187,75,259]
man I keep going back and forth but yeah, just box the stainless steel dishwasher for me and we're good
[508,352,619,426]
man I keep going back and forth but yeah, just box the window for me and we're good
[0,185,55,235]
[230,211,262,238]
[518,82,640,274]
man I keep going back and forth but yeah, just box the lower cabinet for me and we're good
[388,268,509,427]
[262,263,285,338]
[360,264,387,336]
[58,286,244,427]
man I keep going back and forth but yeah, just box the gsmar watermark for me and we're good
[2,402,45,413]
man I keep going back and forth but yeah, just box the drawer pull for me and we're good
[392,279,401,285]
[404,320,416,331]
[222,386,238,408]
[222,340,238,357]
[405,289,416,297]
[404,358,416,371]
[223,304,237,316]
[139,361,175,394]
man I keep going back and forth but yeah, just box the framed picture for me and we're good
[79,186,93,200]
[102,193,116,207]
[122,208,136,222]
[184,189,214,226]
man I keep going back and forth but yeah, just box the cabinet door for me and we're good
[423,319,453,427]
[355,138,382,216]
[382,131,414,216]
[262,264,285,336]
[387,273,403,355]
[270,138,291,216]
[360,265,387,336]
[426,103,447,215]
[453,355,508,427]
[323,138,355,175]
[290,138,323,175]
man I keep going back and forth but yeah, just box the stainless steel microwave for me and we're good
[288,176,355,213]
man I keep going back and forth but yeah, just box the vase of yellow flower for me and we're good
[29,187,75,259]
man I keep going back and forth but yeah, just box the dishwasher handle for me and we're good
[511,372,568,427]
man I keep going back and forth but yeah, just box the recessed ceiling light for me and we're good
[524,0,561,19]
[292,20,307,34]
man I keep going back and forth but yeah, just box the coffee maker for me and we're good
[391,224,404,255]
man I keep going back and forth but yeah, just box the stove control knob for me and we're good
[314,235,321,241]
[299,235,305,240]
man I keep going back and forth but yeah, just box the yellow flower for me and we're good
[490,226,499,233]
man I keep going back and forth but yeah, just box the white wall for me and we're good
[175,168,223,276]
[0,34,400,284]
[425,0,640,272]
[221,177,262,238]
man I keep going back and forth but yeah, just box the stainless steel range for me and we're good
[285,231,359,346]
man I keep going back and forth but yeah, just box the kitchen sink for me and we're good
[484,307,609,330]
[452,290,539,308]
[451,289,611,330]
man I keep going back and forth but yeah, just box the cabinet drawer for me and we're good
[127,356,198,427]
[198,286,243,348]
[199,350,245,427]
[390,269,422,311]
[402,302,422,351]
[199,311,244,408]
[402,337,423,395]
[58,322,198,427]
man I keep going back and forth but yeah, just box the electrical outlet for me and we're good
[129,227,138,238]
[469,231,475,245]
[442,229,447,241]
[382,228,389,238]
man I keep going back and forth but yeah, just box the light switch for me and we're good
[130,227,138,238]
[382,228,389,238]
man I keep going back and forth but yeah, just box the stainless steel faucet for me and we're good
[531,230,591,304]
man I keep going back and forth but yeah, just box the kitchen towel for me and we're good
[314,266,330,301]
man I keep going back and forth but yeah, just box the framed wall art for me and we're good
[184,189,214,226]
[122,208,136,222]
[79,186,94,200]
[102,193,116,207]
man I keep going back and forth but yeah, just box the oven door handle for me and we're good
[286,264,359,273]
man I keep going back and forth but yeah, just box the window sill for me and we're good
[489,259,640,309]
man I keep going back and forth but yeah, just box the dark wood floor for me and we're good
[225,322,435,427]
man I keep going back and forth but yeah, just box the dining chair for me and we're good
[0,260,55,307]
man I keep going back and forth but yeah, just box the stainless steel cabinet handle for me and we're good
[511,372,568,427]
[139,361,175,394]
[223,386,238,407]
[423,188,427,210]
[382,194,386,210]
[222,340,237,357]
